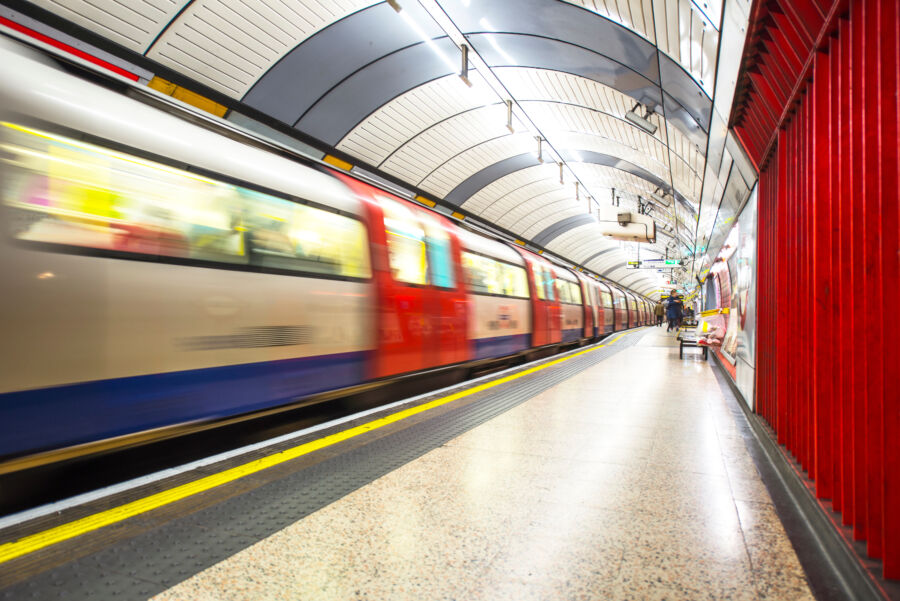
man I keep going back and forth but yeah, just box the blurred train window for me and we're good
[542,268,556,301]
[0,122,371,279]
[503,263,529,297]
[379,196,427,285]
[530,264,546,300]
[462,252,528,298]
[420,212,455,289]
[601,291,613,308]
[569,281,582,305]
[557,280,582,305]
[557,280,571,304]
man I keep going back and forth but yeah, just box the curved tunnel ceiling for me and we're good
[22,0,725,298]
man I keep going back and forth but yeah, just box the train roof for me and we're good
[0,38,361,216]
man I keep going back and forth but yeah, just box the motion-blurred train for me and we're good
[0,37,652,466]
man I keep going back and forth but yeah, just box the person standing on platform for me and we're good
[666,292,684,332]
[654,301,665,327]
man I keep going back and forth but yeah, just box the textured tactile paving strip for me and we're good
[0,330,645,601]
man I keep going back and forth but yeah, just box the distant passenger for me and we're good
[654,302,665,327]
[666,293,684,332]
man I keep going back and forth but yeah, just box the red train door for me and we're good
[515,248,561,347]
[612,287,627,330]
[576,274,594,338]
[417,210,468,367]
[336,174,467,378]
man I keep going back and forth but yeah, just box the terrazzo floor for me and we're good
[151,328,814,601]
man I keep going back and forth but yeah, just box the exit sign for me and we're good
[664,259,681,265]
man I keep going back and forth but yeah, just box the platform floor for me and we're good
[146,327,813,601]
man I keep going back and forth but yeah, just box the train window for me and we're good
[380,197,427,285]
[530,264,546,300]
[557,280,571,304]
[543,269,556,301]
[502,263,529,297]
[1,122,371,279]
[462,252,528,298]
[557,281,582,305]
[601,291,613,308]
[420,214,455,289]
[570,281,582,305]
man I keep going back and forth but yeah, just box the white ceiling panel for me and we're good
[29,0,186,52]
[147,0,378,97]
[419,134,537,198]
[338,74,495,167]
[379,103,511,186]
[518,205,584,237]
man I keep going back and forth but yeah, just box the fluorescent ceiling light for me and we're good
[625,104,658,135]
[648,191,671,207]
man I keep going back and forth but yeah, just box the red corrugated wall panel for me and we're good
[744,0,898,580]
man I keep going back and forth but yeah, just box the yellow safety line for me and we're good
[0,331,629,565]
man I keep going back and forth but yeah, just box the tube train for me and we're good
[0,38,652,465]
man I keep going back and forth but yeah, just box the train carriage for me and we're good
[595,282,616,335]
[0,39,376,458]
[552,266,584,343]
[575,273,599,339]
[514,248,562,347]
[610,286,628,331]
[454,229,531,360]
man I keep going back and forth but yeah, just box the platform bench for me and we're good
[679,335,708,360]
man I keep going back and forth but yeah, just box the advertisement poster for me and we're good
[734,188,758,404]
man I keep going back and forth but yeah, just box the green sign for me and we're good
[664,259,681,265]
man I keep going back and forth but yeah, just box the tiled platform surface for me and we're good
[152,328,813,601]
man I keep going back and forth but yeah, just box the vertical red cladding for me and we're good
[829,32,844,515]
[839,17,857,528]
[812,48,833,499]
[879,0,900,579]
[803,96,815,476]
[797,102,808,471]
[881,0,900,578]
[755,166,769,423]
[851,2,869,542]
[789,118,801,460]
[776,129,790,447]
[813,47,838,499]
[862,0,886,560]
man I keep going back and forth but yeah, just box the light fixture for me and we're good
[625,103,658,135]
[535,136,543,162]
[506,99,514,133]
[558,162,564,185]
[575,181,580,201]
[648,190,671,207]
[459,44,472,86]
[387,0,402,12]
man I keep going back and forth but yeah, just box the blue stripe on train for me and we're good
[0,351,368,458]
[561,328,582,343]
[473,333,531,360]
